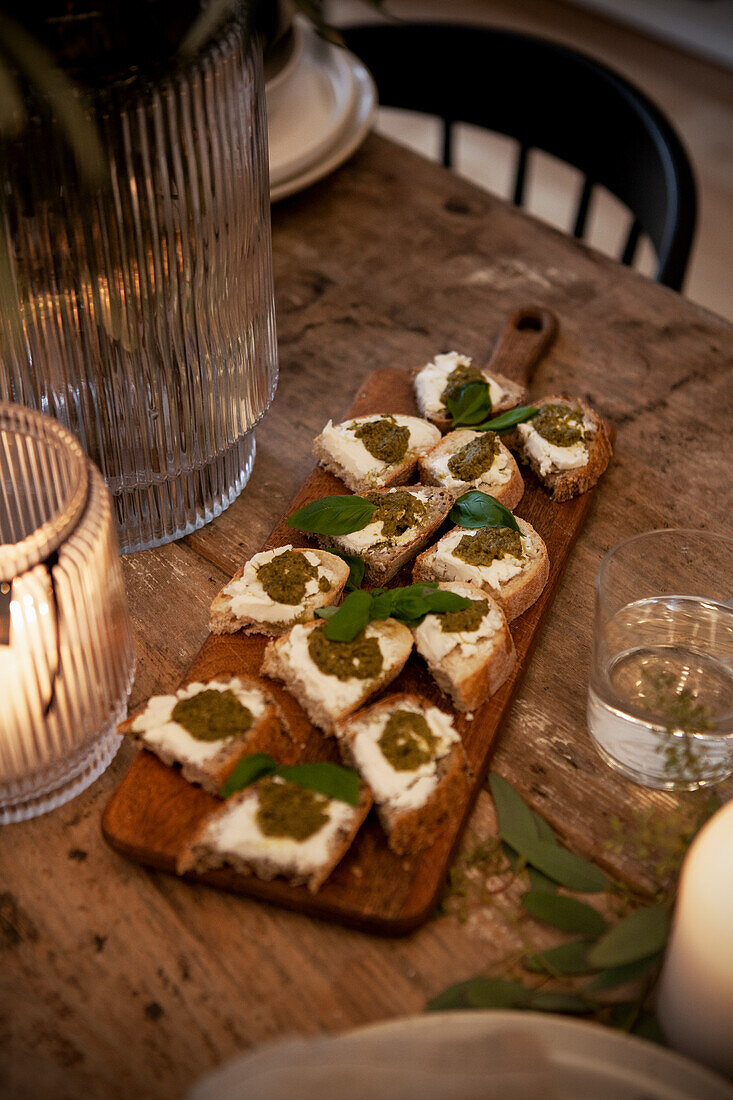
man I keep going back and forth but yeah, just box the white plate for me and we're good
[269,55,376,203]
[190,1011,733,1099]
[267,23,358,187]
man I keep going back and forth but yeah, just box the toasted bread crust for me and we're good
[414,583,517,712]
[261,619,414,736]
[412,366,526,432]
[506,394,612,501]
[418,431,525,511]
[411,517,549,622]
[336,692,470,856]
[120,683,294,796]
[209,548,350,637]
[177,784,373,892]
[314,486,454,586]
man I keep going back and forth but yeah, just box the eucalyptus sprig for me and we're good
[314,582,471,642]
[220,752,360,804]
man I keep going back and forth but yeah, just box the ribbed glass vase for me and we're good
[0,21,277,552]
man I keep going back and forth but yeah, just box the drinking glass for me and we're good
[587,529,733,790]
[0,21,277,553]
[0,403,135,823]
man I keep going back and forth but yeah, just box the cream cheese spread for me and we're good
[415,351,506,418]
[281,622,409,714]
[203,777,355,875]
[429,431,513,490]
[335,488,433,553]
[318,415,440,485]
[223,545,335,625]
[348,702,459,812]
[516,414,594,476]
[429,528,526,591]
[132,679,267,765]
[413,584,503,664]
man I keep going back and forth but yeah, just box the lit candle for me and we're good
[657,799,733,1078]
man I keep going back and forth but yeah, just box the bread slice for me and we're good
[412,516,549,622]
[411,582,516,711]
[507,395,612,501]
[313,414,441,494]
[119,677,292,796]
[210,546,350,637]
[313,485,453,586]
[262,618,414,736]
[177,776,372,892]
[419,429,524,510]
[412,351,526,432]
[337,693,470,856]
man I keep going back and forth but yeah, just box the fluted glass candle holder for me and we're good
[0,403,135,824]
[0,20,277,552]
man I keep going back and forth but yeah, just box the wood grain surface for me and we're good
[103,354,608,933]
[1,134,732,1100]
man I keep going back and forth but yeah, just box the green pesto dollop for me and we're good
[353,416,409,464]
[440,361,487,410]
[366,490,428,539]
[308,623,383,682]
[440,597,490,634]
[447,432,500,481]
[454,526,523,567]
[318,575,332,593]
[379,710,438,771]
[172,689,253,742]
[257,549,319,605]
[256,779,329,841]
[533,403,586,447]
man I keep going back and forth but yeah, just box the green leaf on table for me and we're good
[320,589,373,641]
[524,841,610,893]
[587,904,670,969]
[275,762,361,805]
[527,991,591,1014]
[450,491,521,533]
[473,406,539,434]
[585,951,663,992]
[287,495,376,536]
[426,977,530,1011]
[527,866,559,892]
[490,774,542,853]
[220,753,277,798]
[446,380,492,426]
[521,891,608,935]
[525,939,595,975]
[532,810,557,845]
[329,550,365,591]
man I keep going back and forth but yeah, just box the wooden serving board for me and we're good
[103,316,609,935]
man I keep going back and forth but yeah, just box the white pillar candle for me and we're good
[657,798,733,1078]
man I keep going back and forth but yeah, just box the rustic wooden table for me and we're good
[1,134,732,1099]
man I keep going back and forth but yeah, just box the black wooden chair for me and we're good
[342,23,697,290]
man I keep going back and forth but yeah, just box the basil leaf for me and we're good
[473,405,539,434]
[587,904,670,969]
[426,977,530,1011]
[585,951,663,992]
[329,550,365,591]
[275,762,360,805]
[369,589,397,621]
[288,495,376,536]
[220,753,277,798]
[446,380,492,427]
[525,939,595,976]
[323,589,373,642]
[314,604,339,620]
[450,490,521,533]
[521,891,608,935]
[527,991,591,1014]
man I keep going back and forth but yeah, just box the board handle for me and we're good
[487,305,558,384]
